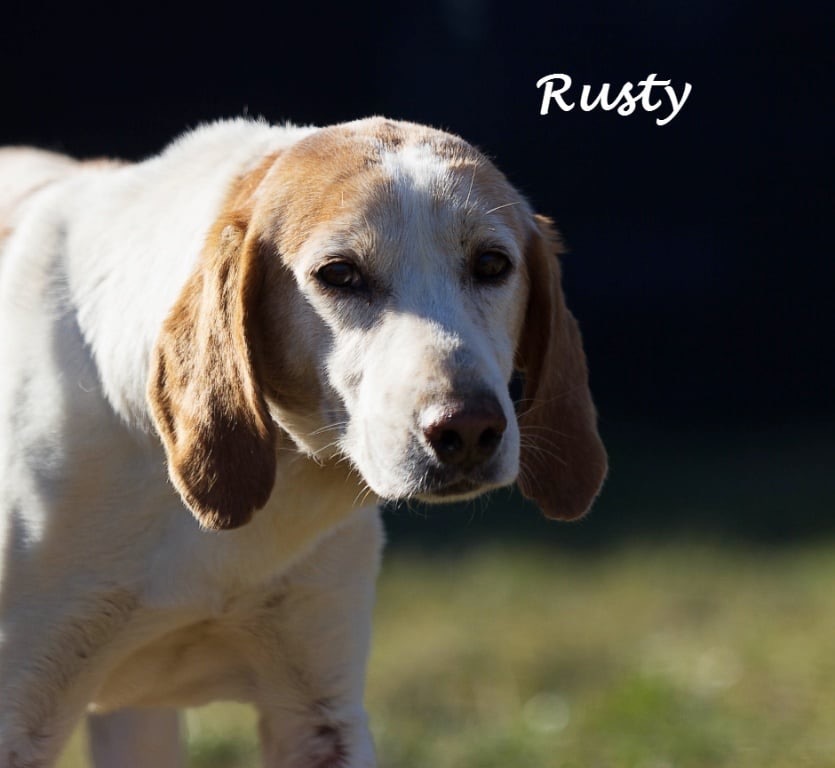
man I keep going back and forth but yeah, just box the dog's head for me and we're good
[148,118,607,530]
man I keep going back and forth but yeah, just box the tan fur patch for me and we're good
[148,155,283,530]
[515,216,608,519]
[250,119,486,260]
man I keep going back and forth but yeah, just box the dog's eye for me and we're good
[317,261,366,290]
[473,251,512,282]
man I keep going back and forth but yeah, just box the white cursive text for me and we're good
[537,73,692,126]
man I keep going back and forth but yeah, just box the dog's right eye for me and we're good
[472,251,512,283]
[316,261,366,291]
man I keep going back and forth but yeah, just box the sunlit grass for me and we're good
[57,543,835,767]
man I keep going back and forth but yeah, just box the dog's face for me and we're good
[262,123,529,503]
[149,119,607,530]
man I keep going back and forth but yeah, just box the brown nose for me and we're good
[423,399,507,469]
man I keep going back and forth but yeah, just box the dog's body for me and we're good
[0,118,606,767]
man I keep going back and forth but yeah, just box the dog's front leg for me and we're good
[0,583,144,768]
[250,506,383,768]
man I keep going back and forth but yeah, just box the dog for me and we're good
[0,117,607,767]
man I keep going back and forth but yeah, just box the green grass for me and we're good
[58,543,835,768]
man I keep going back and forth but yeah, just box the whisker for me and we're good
[352,481,372,508]
[515,384,589,415]
[519,431,564,451]
[519,428,565,447]
[464,162,478,209]
[519,438,568,467]
[313,436,348,454]
[517,462,534,490]
[524,445,568,467]
[484,200,523,216]
[362,486,377,506]
[309,420,348,437]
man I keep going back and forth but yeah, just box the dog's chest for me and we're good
[91,587,285,710]
[90,460,370,710]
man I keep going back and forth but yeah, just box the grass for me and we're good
[57,542,835,768]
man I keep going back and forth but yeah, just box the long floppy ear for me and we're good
[148,218,277,530]
[515,215,607,520]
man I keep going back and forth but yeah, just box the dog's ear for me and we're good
[515,215,607,520]
[148,218,277,530]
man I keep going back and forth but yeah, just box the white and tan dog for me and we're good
[0,118,607,767]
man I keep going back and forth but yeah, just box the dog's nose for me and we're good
[423,399,507,469]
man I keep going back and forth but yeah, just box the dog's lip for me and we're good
[413,475,493,502]
[406,448,514,501]
[428,478,482,496]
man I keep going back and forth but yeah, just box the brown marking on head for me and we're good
[148,153,284,530]
[250,118,485,260]
[368,118,405,150]
[515,215,608,520]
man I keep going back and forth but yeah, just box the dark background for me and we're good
[3,1,832,546]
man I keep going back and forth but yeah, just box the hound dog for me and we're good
[0,118,607,767]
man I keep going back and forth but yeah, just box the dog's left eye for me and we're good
[473,251,512,282]
[317,261,366,290]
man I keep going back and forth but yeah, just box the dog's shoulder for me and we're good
[0,118,317,237]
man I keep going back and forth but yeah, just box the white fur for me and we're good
[0,118,533,767]
[290,143,527,501]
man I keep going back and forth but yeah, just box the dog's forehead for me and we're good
[262,119,528,261]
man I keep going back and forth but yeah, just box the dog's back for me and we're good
[0,148,80,246]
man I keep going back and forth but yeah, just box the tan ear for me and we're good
[148,218,277,530]
[515,215,607,520]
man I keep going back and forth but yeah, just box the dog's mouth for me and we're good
[412,465,504,503]
[418,477,482,499]
[355,461,504,506]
